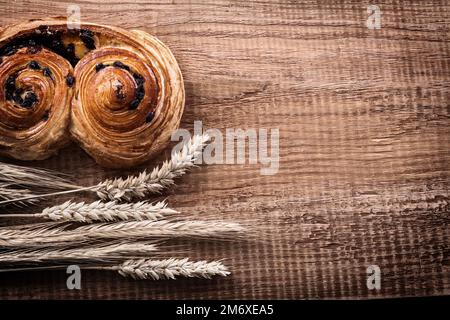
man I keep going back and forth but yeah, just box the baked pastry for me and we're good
[0,27,74,160]
[0,19,185,168]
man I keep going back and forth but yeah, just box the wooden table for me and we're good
[0,0,449,299]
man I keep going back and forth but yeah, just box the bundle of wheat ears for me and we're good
[0,134,245,281]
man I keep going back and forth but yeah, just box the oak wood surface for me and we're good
[0,0,449,299]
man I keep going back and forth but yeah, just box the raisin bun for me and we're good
[0,18,185,167]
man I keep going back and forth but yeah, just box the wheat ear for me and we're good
[1,200,178,223]
[0,134,210,206]
[0,258,230,280]
[94,134,210,201]
[0,184,39,207]
[0,162,80,191]
[96,258,230,280]
[0,220,246,247]
[0,242,158,264]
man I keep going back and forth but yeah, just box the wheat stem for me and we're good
[0,243,158,264]
[0,184,39,207]
[0,220,246,247]
[0,258,230,280]
[0,186,95,207]
[0,266,66,273]
[0,162,80,190]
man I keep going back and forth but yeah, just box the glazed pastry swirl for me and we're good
[0,19,184,168]
[0,46,73,160]
[71,30,184,168]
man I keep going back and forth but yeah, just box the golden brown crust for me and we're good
[0,46,73,160]
[0,19,185,167]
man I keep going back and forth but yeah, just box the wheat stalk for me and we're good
[0,242,158,264]
[94,134,210,201]
[0,162,80,191]
[76,220,245,239]
[0,258,230,280]
[1,200,178,223]
[0,134,210,206]
[0,184,39,207]
[97,258,230,280]
[0,220,246,247]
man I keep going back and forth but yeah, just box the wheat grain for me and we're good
[1,200,178,223]
[0,242,158,264]
[100,258,230,280]
[94,134,210,201]
[0,220,246,247]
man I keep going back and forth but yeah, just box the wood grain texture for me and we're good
[0,0,449,299]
